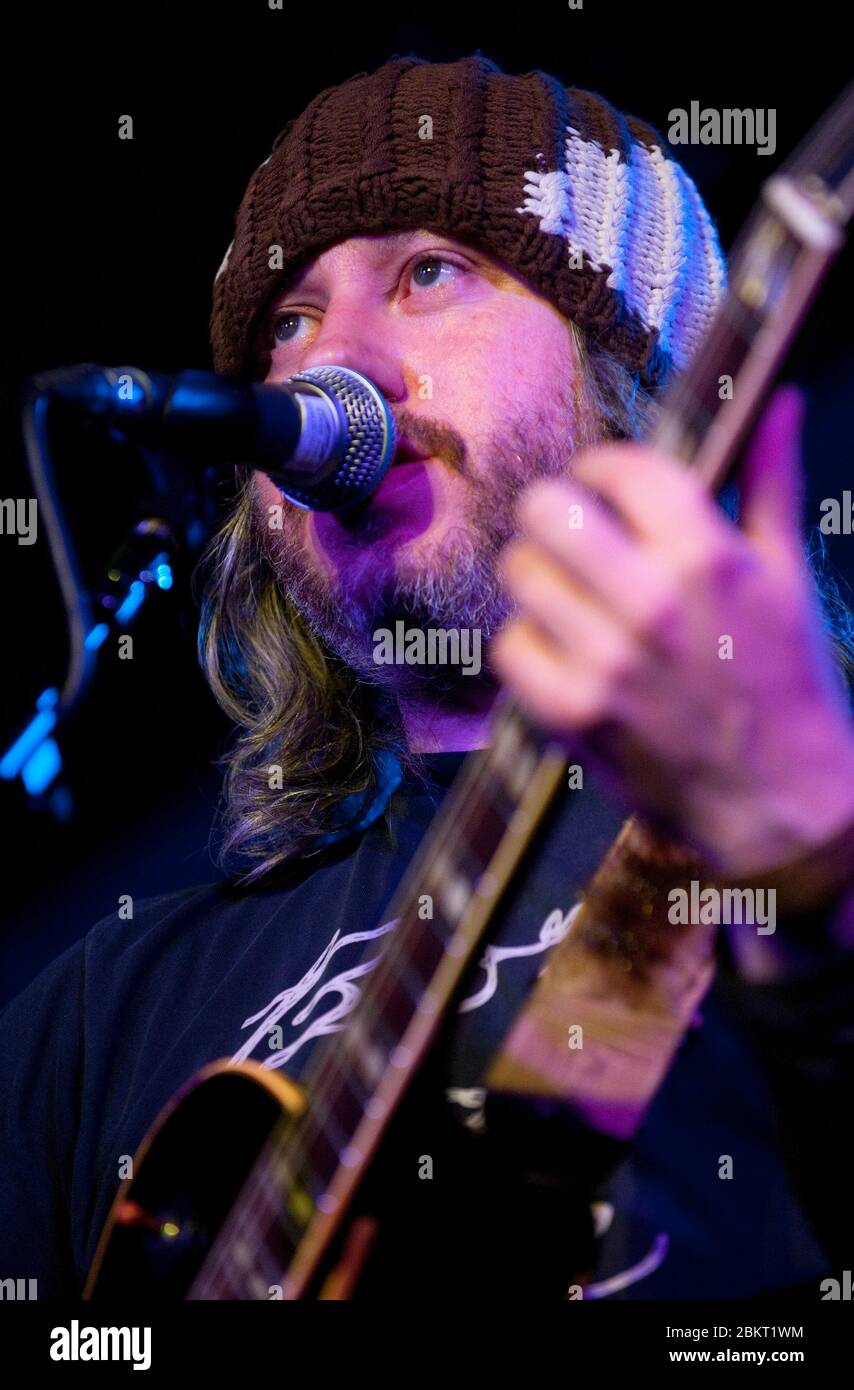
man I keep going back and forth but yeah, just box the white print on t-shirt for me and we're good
[230,919,398,1069]
[457,905,581,1013]
[230,903,582,1072]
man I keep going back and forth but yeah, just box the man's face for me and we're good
[253,228,589,687]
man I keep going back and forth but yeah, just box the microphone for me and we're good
[32,363,398,511]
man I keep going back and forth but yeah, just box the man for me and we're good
[2,54,854,1300]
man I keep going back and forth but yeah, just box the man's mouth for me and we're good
[319,433,441,538]
[373,457,433,502]
[372,433,447,500]
[323,440,436,539]
[362,433,436,503]
[391,434,434,467]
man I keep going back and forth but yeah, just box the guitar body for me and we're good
[85,1054,602,1300]
[84,1062,308,1300]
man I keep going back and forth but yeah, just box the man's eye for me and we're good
[271,312,308,345]
[269,258,462,345]
[408,257,461,292]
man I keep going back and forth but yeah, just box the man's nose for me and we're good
[299,298,407,405]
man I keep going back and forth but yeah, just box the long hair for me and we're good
[196,332,854,883]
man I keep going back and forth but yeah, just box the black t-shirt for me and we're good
[0,752,844,1298]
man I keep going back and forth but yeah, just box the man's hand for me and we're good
[492,386,854,881]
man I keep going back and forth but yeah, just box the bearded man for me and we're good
[2,54,853,1301]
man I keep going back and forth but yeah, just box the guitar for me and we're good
[84,82,854,1300]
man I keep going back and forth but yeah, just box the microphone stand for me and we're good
[1,372,223,814]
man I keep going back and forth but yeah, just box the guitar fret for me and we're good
[298,1116,340,1192]
[310,1086,352,1147]
[201,1270,236,1300]
[664,333,759,452]
[454,807,494,863]
[504,743,541,800]
[490,712,522,768]
[342,1013,389,1091]
[370,965,424,1046]
[394,900,454,973]
[259,1174,304,1269]
[463,782,514,864]
[429,846,474,924]
[392,950,437,1014]
[324,1058,383,1146]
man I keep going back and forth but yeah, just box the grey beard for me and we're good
[288,526,516,693]
[267,393,579,694]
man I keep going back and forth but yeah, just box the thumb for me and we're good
[739,384,807,563]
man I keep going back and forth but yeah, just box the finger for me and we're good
[571,442,724,568]
[515,480,675,640]
[491,620,605,732]
[500,539,632,667]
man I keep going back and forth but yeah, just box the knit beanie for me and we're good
[210,54,727,390]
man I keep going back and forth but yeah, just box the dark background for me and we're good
[1,0,851,1003]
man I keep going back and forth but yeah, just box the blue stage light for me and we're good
[0,706,58,779]
[84,623,110,651]
[115,580,145,624]
[21,738,62,795]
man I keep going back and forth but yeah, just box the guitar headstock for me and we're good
[775,80,854,224]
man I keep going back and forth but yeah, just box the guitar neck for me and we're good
[190,699,567,1297]
[651,173,843,491]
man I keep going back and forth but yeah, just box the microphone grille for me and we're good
[283,365,397,510]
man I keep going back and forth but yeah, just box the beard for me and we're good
[260,376,584,696]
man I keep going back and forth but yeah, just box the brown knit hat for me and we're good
[210,54,726,390]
